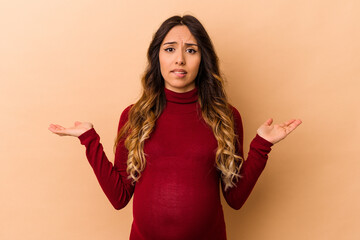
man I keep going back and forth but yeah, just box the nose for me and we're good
[175,49,185,65]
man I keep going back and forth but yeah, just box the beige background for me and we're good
[1,0,359,239]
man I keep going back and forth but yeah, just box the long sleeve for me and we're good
[78,105,134,210]
[221,106,273,210]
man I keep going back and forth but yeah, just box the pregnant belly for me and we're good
[132,165,221,239]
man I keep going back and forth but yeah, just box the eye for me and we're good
[164,47,175,52]
[187,49,197,54]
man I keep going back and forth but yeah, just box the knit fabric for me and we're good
[78,87,273,240]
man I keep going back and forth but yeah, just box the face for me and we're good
[159,25,201,93]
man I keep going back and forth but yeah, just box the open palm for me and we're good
[48,121,93,137]
[257,118,302,144]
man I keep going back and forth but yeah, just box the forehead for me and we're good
[162,25,197,44]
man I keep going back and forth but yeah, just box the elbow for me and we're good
[225,198,246,210]
[113,204,124,210]
[111,200,129,210]
[107,187,134,210]
[231,205,241,210]
[229,202,244,210]
[109,193,132,210]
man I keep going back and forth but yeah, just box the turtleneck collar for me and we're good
[164,87,198,104]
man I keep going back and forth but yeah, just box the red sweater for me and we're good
[78,87,273,240]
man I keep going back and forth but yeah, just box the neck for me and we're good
[164,86,199,104]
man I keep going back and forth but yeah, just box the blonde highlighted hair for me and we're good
[114,15,244,191]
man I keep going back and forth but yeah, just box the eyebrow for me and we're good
[163,41,198,47]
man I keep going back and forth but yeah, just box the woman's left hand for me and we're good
[256,118,302,144]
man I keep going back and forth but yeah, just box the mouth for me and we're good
[172,71,187,78]
[171,70,187,78]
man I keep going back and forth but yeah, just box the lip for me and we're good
[171,69,187,74]
[172,71,187,78]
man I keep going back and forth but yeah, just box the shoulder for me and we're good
[118,104,134,127]
[121,104,134,117]
[228,103,243,136]
[228,103,242,122]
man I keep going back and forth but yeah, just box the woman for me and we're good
[49,15,302,240]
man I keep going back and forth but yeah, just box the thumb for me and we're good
[264,118,273,126]
[74,121,82,126]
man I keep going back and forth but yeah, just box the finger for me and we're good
[50,125,66,132]
[264,118,273,126]
[48,124,60,131]
[49,127,62,134]
[284,119,297,126]
[278,119,297,128]
[54,124,65,130]
[285,119,302,133]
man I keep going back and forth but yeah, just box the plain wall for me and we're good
[1,0,359,239]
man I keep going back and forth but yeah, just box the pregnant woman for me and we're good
[49,14,302,240]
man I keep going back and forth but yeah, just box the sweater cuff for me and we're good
[253,134,274,148]
[78,128,97,145]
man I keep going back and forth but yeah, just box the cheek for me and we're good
[159,53,170,72]
[191,57,201,73]
[159,53,164,69]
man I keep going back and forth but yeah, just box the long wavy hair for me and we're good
[113,15,244,191]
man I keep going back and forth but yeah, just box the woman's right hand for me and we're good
[48,121,93,137]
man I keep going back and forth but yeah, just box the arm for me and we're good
[78,105,135,210]
[221,106,273,210]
